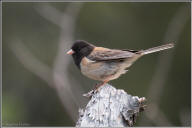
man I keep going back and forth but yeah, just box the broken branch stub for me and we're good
[76,84,146,127]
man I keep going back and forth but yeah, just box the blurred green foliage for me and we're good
[2,2,191,126]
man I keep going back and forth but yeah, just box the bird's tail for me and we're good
[140,43,174,55]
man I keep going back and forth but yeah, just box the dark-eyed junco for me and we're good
[67,40,174,89]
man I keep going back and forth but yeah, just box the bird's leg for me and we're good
[83,80,110,98]
[94,80,109,90]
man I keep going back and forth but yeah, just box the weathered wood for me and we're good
[76,84,146,127]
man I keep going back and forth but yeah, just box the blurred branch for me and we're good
[35,3,83,29]
[76,84,146,127]
[10,3,84,122]
[148,5,190,103]
[35,4,63,27]
[35,3,84,121]
[10,40,54,88]
[51,3,85,121]
[140,5,190,126]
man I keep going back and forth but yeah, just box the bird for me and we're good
[66,40,174,90]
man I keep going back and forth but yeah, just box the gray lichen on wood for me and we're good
[76,84,146,127]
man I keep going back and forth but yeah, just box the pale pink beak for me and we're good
[66,49,75,55]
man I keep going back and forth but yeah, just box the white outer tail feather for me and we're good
[141,43,174,55]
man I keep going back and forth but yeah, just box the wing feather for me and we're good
[88,48,137,61]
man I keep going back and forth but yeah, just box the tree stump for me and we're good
[76,84,146,127]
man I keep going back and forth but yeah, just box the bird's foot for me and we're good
[83,90,95,98]
[83,82,106,98]
[94,82,104,90]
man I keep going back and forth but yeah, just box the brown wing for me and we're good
[87,47,137,61]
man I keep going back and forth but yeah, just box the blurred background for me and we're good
[2,2,191,126]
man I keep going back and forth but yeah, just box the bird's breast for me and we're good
[80,57,121,81]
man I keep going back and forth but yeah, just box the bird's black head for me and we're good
[68,40,95,69]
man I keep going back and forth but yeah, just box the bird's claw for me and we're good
[83,82,104,98]
[83,90,96,98]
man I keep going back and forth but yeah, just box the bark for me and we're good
[76,84,146,127]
